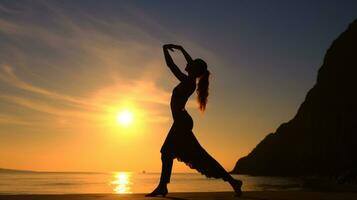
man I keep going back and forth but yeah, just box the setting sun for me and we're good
[117,110,134,127]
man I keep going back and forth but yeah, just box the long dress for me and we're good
[160,78,230,180]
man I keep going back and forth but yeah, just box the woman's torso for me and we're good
[161,78,196,154]
[170,78,196,118]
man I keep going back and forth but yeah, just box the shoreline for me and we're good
[1,191,357,200]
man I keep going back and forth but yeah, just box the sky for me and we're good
[0,0,357,173]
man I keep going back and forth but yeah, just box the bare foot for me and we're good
[145,185,168,197]
[232,179,242,197]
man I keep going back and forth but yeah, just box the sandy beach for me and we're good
[1,191,357,200]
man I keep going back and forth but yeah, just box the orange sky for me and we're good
[2,1,354,173]
[0,14,260,172]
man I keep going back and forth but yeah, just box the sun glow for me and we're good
[117,110,134,127]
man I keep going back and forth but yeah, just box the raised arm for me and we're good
[163,44,188,81]
[178,46,193,64]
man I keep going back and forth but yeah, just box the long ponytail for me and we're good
[196,70,210,112]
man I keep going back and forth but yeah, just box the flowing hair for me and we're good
[196,70,210,112]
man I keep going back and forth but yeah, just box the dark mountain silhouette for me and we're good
[232,19,357,177]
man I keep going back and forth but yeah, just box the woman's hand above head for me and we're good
[163,44,188,81]
[163,44,182,52]
[163,44,192,63]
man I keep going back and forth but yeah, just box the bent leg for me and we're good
[159,153,174,184]
[146,153,173,197]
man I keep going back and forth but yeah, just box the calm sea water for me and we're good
[0,172,302,194]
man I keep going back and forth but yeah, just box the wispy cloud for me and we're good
[0,1,175,128]
[0,65,99,109]
[0,1,212,131]
[0,113,32,126]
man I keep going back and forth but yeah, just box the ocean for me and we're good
[0,172,302,194]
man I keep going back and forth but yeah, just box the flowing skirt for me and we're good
[160,110,229,179]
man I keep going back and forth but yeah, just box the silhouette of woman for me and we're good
[146,44,242,197]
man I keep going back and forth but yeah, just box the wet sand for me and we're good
[1,191,357,200]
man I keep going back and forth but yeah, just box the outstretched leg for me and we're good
[185,148,243,196]
[145,154,173,197]
[214,160,242,196]
[200,152,243,196]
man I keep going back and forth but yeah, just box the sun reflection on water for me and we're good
[111,172,132,194]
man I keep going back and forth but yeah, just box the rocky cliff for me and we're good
[232,19,357,176]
